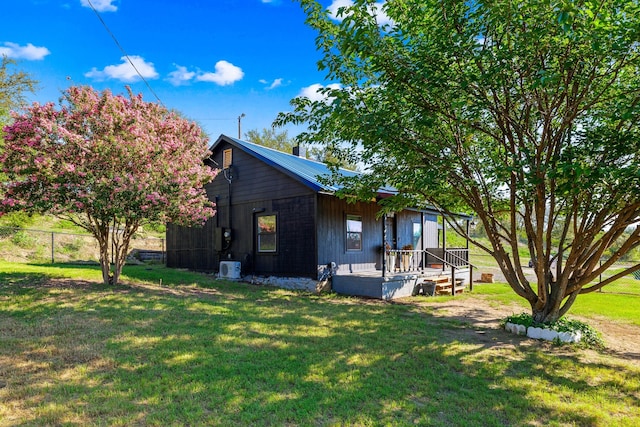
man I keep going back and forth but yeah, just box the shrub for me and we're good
[503,313,605,349]
[0,212,36,228]
[10,230,36,248]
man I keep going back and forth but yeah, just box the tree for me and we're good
[244,127,358,169]
[277,0,640,322]
[1,57,37,187]
[244,127,296,153]
[1,85,218,285]
[0,56,37,127]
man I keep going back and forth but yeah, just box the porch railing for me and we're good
[385,248,470,272]
[384,248,475,295]
[385,249,422,273]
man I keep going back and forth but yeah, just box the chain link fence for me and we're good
[471,253,640,295]
[0,226,165,265]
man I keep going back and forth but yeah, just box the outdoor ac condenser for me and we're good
[219,261,241,280]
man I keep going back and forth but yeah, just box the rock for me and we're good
[527,326,544,339]
[540,328,559,341]
[558,331,582,343]
[505,322,528,336]
[505,323,583,344]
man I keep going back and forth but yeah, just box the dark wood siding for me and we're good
[167,141,318,277]
[166,139,445,280]
[210,142,312,205]
[166,220,219,271]
[250,195,317,277]
[394,211,439,250]
[317,194,383,273]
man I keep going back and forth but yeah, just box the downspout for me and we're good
[222,167,234,256]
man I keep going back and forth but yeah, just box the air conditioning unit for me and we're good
[219,261,241,280]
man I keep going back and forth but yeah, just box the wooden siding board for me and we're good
[166,221,219,271]
[393,211,439,249]
[210,142,312,204]
[317,194,382,274]
[272,196,316,276]
[226,195,317,278]
[167,139,447,284]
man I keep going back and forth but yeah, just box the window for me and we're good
[223,148,233,169]
[257,214,277,252]
[413,222,422,249]
[346,214,362,251]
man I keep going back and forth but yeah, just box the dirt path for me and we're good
[408,293,640,364]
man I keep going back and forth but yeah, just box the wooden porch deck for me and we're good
[331,267,470,300]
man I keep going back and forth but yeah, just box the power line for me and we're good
[86,0,165,108]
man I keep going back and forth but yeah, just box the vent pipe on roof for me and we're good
[292,145,306,158]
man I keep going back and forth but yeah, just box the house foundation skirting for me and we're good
[243,275,326,293]
[332,268,471,300]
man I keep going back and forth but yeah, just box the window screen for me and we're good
[257,214,277,252]
[346,214,362,251]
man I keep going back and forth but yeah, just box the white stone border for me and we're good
[505,322,582,343]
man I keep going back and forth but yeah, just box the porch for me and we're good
[332,248,474,300]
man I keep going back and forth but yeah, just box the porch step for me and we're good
[416,276,465,296]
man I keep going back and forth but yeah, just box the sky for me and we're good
[1,0,379,142]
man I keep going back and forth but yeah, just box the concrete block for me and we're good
[540,328,559,341]
[558,331,582,343]
[527,326,544,339]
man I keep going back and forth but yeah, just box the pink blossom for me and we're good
[1,84,218,283]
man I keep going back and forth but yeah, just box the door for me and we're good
[385,215,397,249]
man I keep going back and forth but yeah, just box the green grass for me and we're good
[472,282,640,327]
[1,261,639,426]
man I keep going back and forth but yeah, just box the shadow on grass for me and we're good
[1,267,639,425]
[0,270,50,287]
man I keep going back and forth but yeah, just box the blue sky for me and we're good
[2,0,384,141]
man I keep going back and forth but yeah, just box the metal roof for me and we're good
[211,134,395,195]
[209,135,470,219]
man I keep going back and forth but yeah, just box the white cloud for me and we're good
[0,42,50,60]
[263,78,283,90]
[167,64,196,86]
[80,0,117,12]
[196,60,244,86]
[299,83,342,102]
[84,55,158,82]
[328,0,392,26]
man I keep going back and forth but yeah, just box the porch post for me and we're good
[442,215,447,272]
[466,218,473,290]
[442,215,446,252]
[382,213,387,278]
[420,212,425,273]
[466,219,470,249]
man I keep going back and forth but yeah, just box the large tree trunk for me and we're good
[96,225,113,285]
[110,222,138,286]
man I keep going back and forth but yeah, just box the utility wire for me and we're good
[86,0,165,108]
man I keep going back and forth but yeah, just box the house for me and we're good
[166,134,474,299]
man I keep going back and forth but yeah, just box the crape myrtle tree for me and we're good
[1,85,218,285]
[276,0,640,322]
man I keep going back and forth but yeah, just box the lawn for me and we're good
[1,261,639,426]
